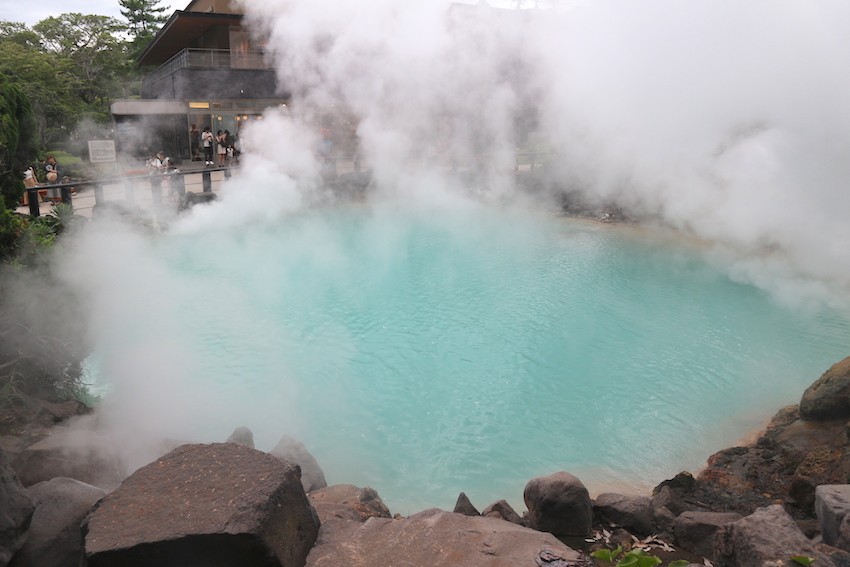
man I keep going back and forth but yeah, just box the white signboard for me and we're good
[88,140,116,163]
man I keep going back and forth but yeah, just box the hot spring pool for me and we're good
[84,203,850,514]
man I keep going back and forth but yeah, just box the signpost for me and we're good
[88,140,116,163]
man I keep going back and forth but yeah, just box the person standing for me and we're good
[202,127,214,166]
[190,124,200,161]
[43,156,62,201]
[216,130,227,166]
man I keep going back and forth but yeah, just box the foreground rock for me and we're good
[524,471,592,536]
[83,443,319,567]
[270,435,328,493]
[714,504,834,567]
[12,429,123,491]
[12,477,106,567]
[0,449,34,567]
[593,493,654,536]
[306,509,588,567]
[816,485,850,548]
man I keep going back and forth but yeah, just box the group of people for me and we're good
[20,156,64,204]
[193,125,240,167]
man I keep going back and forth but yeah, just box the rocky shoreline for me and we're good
[2,356,850,566]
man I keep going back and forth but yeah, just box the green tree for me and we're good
[0,73,38,210]
[33,14,127,109]
[120,0,168,39]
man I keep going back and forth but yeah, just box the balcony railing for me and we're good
[145,48,270,85]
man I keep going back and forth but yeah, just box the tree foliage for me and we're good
[0,73,38,209]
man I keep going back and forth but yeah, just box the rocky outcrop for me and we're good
[12,429,123,491]
[12,477,106,567]
[800,357,850,421]
[593,493,654,536]
[714,504,834,567]
[672,511,742,561]
[0,449,34,567]
[305,509,589,567]
[524,471,592,536]
[308,484,391,523]
[82,443,319,567]
[270,435,328,493]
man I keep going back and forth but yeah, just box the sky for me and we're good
[0,0,187,27]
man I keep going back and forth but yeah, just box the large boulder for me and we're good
[270,435,327,493]
[306,509,586,567]
[524,471,592,536]
[12,477,106,567]
[308,484,391,523]
[672,510,743,561]
[0,449,35,567]
[83,443,320,567]
[714,504,834,567]
[593,493,654,536]
[12,429,123,490]
[800,357,850,421]
[816,485,850,547]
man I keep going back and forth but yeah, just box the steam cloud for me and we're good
[39,0,850,505]
[204,0,850,302]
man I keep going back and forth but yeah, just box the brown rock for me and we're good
[308,484,391,523]
[83,443,319,567]
[800,357,850,421]
[306,509,587,567]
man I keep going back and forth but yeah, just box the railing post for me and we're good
[174,174,186,197]
[27,189,40,217]
[224,168,232,180]
[124,178,135,205]
[150,176,162,205]
[94,183,104,205]
[202,170,212,193]
[61,186,73,204]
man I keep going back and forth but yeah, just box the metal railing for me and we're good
[24,167,234,217]
[145,48,269,85]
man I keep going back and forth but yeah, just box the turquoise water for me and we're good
[89,204,850,514]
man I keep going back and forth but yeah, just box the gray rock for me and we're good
[816,485,850,547]
[836,513,850,553]
[12,477,106,567]
[800,357,850,421]
[0,449,35,567]
[453,492,480,517]
[83,443,319,567]
[524,471,592,536]
[715,504,834,567]
[593,493,654,536]
[12,429,123,491]
[305,509,586,567]
[481,499,523,525]
[652,485,693,517]
[269,435,328,493]
[672,510,743,561]
[225,426,254,448]
[308,484,391,523]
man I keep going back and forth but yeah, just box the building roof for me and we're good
[138,11,245,66]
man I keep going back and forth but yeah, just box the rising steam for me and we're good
[202,0,850,301]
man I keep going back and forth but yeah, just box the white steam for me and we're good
[42,0,850,503]
[218,0,850,299]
